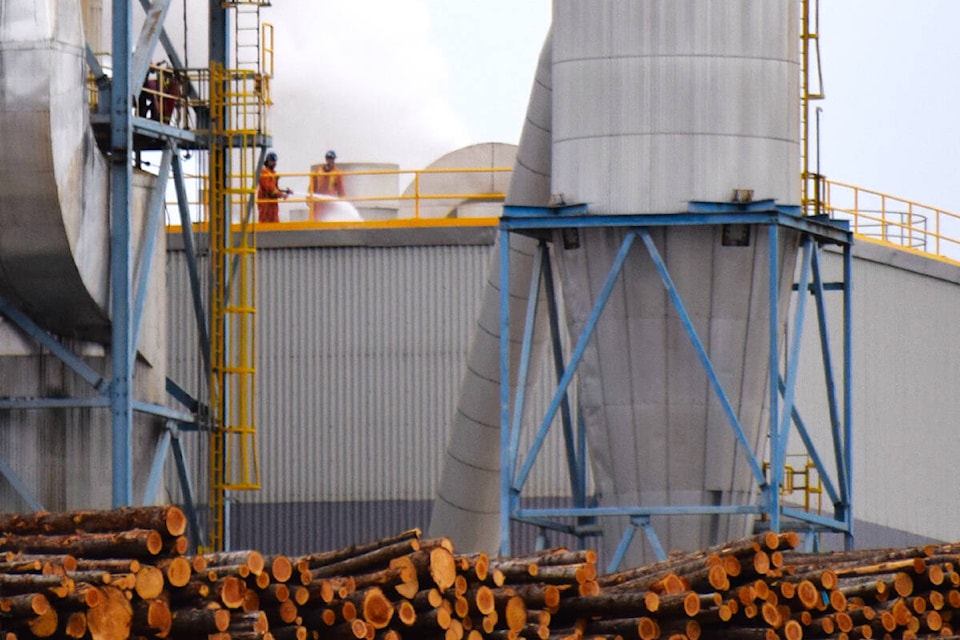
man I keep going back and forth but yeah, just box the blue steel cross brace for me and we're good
[497,202,854,565]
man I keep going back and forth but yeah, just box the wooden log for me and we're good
[502,596,527,633]
[0,574,73,597]
[602,533,797,589]
[64,611,86,639]
[260,583,290,605]
[25,608,58,638]
[429,548,457,593]
[167,579,211,603]
[411,588,444,612]
[56,583,102,610]
[297,532,421,571]
[352,563,418,597]
[270,625,307,640]
[169,607,231,635]
[0,559,42,573]
[0,506,187,538]
[493,549,596,568]
[549,589,657,619]
[0,529,163,559]
[72,558,139,574]
[229,611,270,635]
[86,587,133,640]
[0,593,50,617]
[346,587,393,630]
[243,588,260,613]
[274,600,299,625]
[308,540,423,582]
[213,575,247,609]
[132,598,172,638]
[408,606,452,631]
[205,551,266,576]
[157,556,192,587]
[134,564,166,600]
[396,600,416,627]
[267,555,294,584]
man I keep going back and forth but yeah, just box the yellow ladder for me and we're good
[207,61,266,551]
[221,0,273,74]
[800,0,825,216]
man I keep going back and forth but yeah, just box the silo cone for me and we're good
[548,0,801,565]
[428,28,555,553]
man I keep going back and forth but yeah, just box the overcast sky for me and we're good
[154,1,960,213]
[263,0,550,178]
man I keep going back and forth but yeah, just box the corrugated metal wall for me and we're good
[166,229,575,553]
[793,241,960,546]
[167,229,960,555]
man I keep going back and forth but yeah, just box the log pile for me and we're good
[3,508,960,640]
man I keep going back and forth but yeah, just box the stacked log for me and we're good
[5,508,960,640]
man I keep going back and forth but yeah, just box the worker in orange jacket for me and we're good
[257,151,291,223]
[310,150,345,220]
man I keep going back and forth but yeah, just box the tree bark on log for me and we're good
[0,507,186,538]
[0,530,163,559]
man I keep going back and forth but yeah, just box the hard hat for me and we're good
[325,150,337,159]
[266,151,278,162]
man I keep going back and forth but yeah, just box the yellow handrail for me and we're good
[821,177,960,264]
[167,166,960,266]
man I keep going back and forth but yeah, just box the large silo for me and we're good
[432,0,804,566]
[548,0,801,564]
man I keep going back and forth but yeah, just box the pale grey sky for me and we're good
[266,1,551,177]
[156,1,960,214]
[817,1,960,213]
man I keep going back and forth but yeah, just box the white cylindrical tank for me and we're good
[552,0,798,214]
[547,0,801,565]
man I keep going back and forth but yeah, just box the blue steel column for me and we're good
[767,224,781,532]
[843,243,854,549]
[110,0,134,507]
[499,230,513,556]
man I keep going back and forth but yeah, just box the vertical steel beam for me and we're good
[514,233,636,493]
[210,1,230,67]
[143,428,172,504]
[131,0,174,91]
[777,239,813,466]
[131,146,173,363]
[507,245,544,492]
[843,243,854,549]
[809,247,849,518]
[171,149,212,376]
[110,0,135,507]
[540,246,582,506]
[499,230,512,556]
[767,225,781,532]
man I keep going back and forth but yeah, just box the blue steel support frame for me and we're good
[0,1,221,530]
[497,201,854,563]
[110,0,135,507]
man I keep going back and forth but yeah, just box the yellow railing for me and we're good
[168,167,960,266]
[167,166,510,229]
[819,178,960,264]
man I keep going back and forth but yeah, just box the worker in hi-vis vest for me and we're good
[257,151,291,223]
[311,150,345,220]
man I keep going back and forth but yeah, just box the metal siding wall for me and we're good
[229,498,583,557]
[165,237,574,521]
[793,243,960,545]
[254,245,484,503]
[168,236,960,553]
